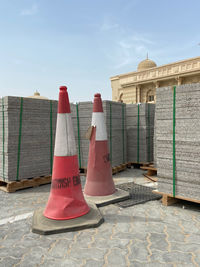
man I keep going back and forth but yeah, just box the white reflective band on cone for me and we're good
[54,113,76,156]
[92,112,107,141]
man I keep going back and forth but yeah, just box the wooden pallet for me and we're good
[153,190,200,206]
[127,162,152,169]
[0,175,52,193]
[79,167,87,175]
[112,163,127,175]
[144,174,158,182]
[140,165,157,176]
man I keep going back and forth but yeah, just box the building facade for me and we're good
[110,56,200,103]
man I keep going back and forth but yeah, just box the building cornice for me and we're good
[110,57,200,85]
[122,70,200,87]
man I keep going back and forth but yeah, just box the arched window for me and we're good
[146,89,155,103]
[118,92,123,103]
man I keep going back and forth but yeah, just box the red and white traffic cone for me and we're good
[84,93,116,196]
[43,86,90,220]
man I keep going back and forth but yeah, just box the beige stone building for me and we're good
[110,56,200,103]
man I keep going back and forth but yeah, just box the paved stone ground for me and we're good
[0,168,200,267]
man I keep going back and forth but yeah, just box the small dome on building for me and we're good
[27,90,49,100]
[137,55,157,71]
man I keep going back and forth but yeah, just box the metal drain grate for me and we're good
[116,182,161,208]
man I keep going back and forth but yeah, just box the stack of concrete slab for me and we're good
[73,101,127,168]
[0,97,127,182]
[71,101,93,169]
[153,110,157,168]
[126,103,155,163]
[156,83,200,200]
[104,101,127,167]
[0,96,58,182]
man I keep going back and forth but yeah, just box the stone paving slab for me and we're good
[0,169,200,266]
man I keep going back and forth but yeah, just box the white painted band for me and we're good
[54,113,77,156]
[91,112,107,141]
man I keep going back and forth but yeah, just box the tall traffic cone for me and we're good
[32,86,104,235]
[84,93,115,196]
[43,86,89,220]
[84,93,129,206]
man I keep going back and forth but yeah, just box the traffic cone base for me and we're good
[84,188,130,207]
[32,202,104,235]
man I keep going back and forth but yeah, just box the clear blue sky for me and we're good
[0,0,200,102]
